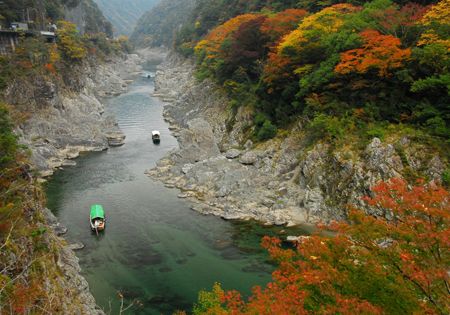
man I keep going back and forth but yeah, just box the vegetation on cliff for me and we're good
[0,104,77,313]
[0,19,130,91]
[191,179,449,314]
[189,0,448,148]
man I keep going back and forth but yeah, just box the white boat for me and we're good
[152,130,161,144]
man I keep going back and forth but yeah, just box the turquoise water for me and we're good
[46,67,309,314]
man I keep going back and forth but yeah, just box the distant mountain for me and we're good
[130,0,195,47]
[93,0,159,36]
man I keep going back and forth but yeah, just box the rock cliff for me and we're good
[1,54,144,314]
[148,54,445,225]
[64,0,113,36]
[6,54,142,177]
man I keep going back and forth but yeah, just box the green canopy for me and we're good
[90,204,105,220]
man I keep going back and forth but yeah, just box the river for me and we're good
[46,64,310,314]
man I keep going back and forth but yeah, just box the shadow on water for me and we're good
[45,63,309,314]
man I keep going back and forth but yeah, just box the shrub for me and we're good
[308,113,346,142]
[443,168,450,187]
[256,120,277,141]
[366,124,386,140]
[0,105,18,168]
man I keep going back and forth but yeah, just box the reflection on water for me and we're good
[46,65,309,314]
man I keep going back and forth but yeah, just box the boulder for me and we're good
[225,149,241,159]
[239,151,257,165]
[106,133,126,146]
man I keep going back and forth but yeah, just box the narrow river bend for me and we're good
[46,64,308,314]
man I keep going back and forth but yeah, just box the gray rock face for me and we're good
[147,54,446,226]
[8,54,143,177]
[176,118,220,163]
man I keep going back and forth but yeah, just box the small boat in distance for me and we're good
[90,204,105,234]
[152,130,161,144]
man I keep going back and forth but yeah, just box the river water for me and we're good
[46,66,309,314]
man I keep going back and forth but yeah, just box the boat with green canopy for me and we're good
[90,204,105,232]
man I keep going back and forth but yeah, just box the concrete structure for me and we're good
[0,27,56,55]
[0,30,20,55]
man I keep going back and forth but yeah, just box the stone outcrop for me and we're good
[147,54,446,225]
[6,54,143,177]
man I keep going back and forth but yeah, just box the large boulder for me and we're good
[176,118,220,163]
[239,151,257,165]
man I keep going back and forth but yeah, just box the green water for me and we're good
[45,67,310,314]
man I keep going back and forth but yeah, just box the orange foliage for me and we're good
[260,9,308,47]
[261,52,295,89]
[44,63,56,75]
[195,14,262,58]
[335,29,411,77]
[199,179,449,314]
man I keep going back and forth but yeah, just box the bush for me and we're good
[256,119,277,141]
[308,113,346,142]
[366,124,386,140]
[0,105,18,168]
[443,168,450,187]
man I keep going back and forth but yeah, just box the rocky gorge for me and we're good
[147,53,446,226]
[6,53,146,177]
[1,50,165,314]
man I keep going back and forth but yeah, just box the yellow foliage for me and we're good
[421,0,450,25]
[56,21,87,61]
[277,4,360,56]
[418,0,450,50]
[48,44,60,64]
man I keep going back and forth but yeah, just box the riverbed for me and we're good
[46,64,309,314]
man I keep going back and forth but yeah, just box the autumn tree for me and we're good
[195,14,263,60]
[194,178,449,314]
[260,9,308,47]
[56,21,87,61]
[412,0,450,94]
[335,29,411,77]
[357,0,429,43]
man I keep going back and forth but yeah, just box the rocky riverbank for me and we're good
[147,54,446,226]
[1,50,165,314]
[6,53,144,177]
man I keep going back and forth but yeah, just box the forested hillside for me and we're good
[130,0,195,47]
[93,0,159,36]
[170,0,449,157]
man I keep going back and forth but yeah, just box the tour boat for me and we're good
[90,204,105,233]
[152,130,161,144]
